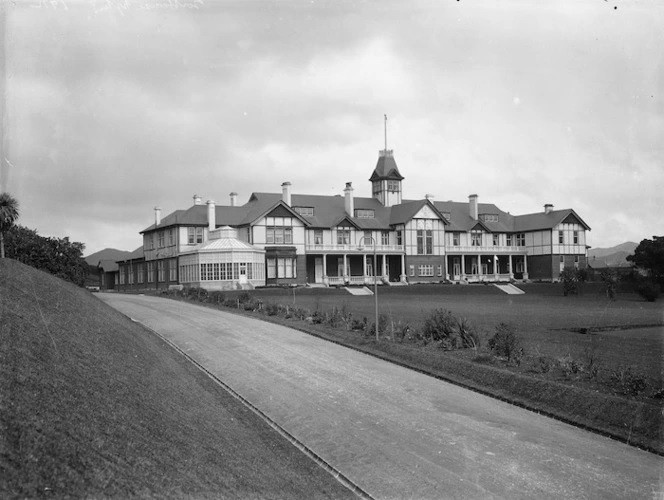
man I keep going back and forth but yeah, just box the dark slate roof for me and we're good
[433,201,514,232]
[369,152,404,181]
[142,205,250,233]
[97,259,119,272]
[117,246,144,263]
[141,191,589,236]
[512,209,590,232]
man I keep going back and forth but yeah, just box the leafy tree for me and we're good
[0,192,19,259]
[627,236,664,285]
[4,225,89,287]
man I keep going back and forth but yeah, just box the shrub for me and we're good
[237,291,253,304]
[350,317,368,331]
[610,366,649,396]
[311,310,325,324]
[635,281,660,302]
[390,320,411,342]
[581,346,601,380]
[208,291,226,305]
[368,314,389,338]
[422,309,457,346]
[527,356,554,374]
[488,323,524,365]
[265,302,281,316]
[557,355,582,378]
[456,317,480,350]
[600,269,619,300]
[560,267,579,296]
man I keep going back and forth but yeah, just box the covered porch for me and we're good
[446,253,529,283]
[306,253,407,286]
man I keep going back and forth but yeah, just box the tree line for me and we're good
[1,192,88,287]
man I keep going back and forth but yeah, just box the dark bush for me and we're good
[237,291,253,304]
[636,281,660,302]
[600,269,619,300]
[422,309,457,346]
[208,291,226,305]
[610,366,649,396]
[560,267,579,296]
[488,323,524,365]
[456,317,480,349]
[527,356,554,374]
[558,355,582,378]
[265,303,281,316]
[368,314,389,338]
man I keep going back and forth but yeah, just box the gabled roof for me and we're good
[369,151,404,181]
[512,209,591,232]
[390,199,448,225]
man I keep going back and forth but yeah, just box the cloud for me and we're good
[4,0,664,254]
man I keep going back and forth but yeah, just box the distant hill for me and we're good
[588,242,637,268]
[84,248,132,266]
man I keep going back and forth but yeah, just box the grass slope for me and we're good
[0,259,354,499]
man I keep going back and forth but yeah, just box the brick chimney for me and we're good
[207,200,216,231]
[544,203,554,214]
[281,182,291,206]
[154,206,161,226]
[193,194,202,206]
[344,182,354,216]
[469,194,478,220]
[230,192,238,206]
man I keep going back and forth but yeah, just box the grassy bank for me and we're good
[159,285,663,455]
[0,259,354,499]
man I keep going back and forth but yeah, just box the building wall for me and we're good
[551,223,587,255]
[405,255,446,283]
[527,254,554,280]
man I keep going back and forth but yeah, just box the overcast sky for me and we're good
[2,0,662,255]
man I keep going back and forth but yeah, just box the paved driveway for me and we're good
[98,293,663,499]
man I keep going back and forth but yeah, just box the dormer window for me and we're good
[293,206,314,216]
[355,209,375,218]
[480,214,499,222]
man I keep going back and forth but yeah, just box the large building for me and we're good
[116,148,590,291]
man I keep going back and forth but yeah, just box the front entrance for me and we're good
[239,263,248,284]
[314,257,323,283]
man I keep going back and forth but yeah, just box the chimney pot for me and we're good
[230,192,238,206]
[544,203,554,214]
[154,207,161,226]
[469,194,478,220]
[281,182,291,206]
[344,182,354,216]
[207,200,216,231]
[193,194,202,206]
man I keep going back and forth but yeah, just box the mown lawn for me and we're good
[0,259,354,499]
[231,283,663,379]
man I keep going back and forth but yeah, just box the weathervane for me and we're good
[384,114,388,151]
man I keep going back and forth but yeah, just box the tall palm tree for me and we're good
[0,192,19,259]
